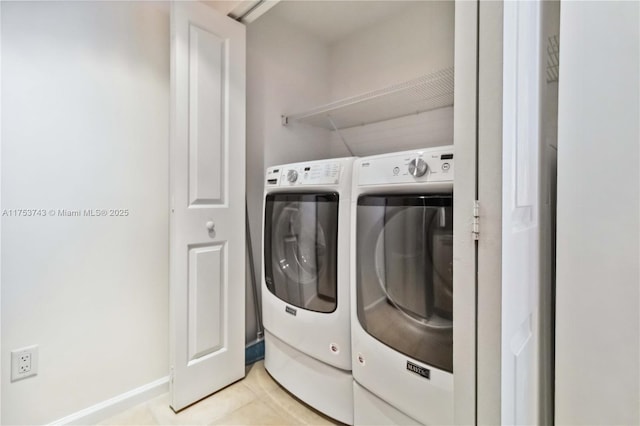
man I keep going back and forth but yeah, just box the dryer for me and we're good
[351,146,454,425]
[262,157,355,424]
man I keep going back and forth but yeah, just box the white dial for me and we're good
[408,158,428,177]
[287,169,298,183]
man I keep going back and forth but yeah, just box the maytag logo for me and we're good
[285,306,297,316]
[406,361,430,379]
[361,162,370,167]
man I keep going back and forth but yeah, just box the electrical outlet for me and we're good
[11,345,38,381]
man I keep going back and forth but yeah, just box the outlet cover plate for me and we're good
[11,345,38,381]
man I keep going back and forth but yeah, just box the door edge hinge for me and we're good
[472,200,480,240]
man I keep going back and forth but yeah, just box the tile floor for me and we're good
[100,361,342,425]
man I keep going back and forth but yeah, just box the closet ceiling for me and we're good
[266,1,417,44]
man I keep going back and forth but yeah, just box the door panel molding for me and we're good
[187,243,226,362]
[187,23,228,207]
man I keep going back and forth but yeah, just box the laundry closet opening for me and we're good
[244,0,456,344]
[243,2,459,424]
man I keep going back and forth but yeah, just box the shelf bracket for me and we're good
[327,114,354,156]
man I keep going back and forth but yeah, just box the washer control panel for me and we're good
[358,147,454,186]
[266,161,342,186]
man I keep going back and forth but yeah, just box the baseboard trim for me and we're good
[47,339,263,424]
[48,376,169,425]
[245,339,265,365]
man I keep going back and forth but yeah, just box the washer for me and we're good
[262,157,355,424]
[351,146,454,425]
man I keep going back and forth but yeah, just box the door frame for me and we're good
[452,1,479,424]
[0,1,3,420]
[475,1,554,424]
[476,1,504,424]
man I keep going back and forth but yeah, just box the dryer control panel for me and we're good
[266,161,342,186]
[358,147,454,186]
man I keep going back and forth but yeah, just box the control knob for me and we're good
[408,157,428,177]
[287,169,298,183]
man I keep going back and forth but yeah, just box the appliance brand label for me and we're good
[285,306,297,316]
[406,361,430,379]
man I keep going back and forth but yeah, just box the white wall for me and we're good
[1,2,169,424]
[328,1,454,100]
[555,1,639,424]
[327,1,454,157]
[245,12,331,342]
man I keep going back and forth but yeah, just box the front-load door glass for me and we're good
[357,195,453,372]
[264,193,338,313]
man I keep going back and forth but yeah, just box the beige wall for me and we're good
[328,1,454,100]
[1,2,170,424]
[555,1,640,424]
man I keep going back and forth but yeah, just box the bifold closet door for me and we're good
[169,1,246,412]
[499,1,546,424]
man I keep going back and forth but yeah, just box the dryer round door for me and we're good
[356,194,453,372]
[264,193,339,313]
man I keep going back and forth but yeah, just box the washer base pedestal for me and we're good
[354,381,420,425]
[264,330,353,425]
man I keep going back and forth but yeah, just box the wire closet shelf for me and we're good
[282,67,455,131]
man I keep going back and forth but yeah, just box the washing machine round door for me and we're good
[273,202,326,284]
[264,193,339,313]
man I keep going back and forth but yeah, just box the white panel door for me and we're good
[501,1,542,424]
[169,1,246,412]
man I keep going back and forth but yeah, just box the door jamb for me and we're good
[452,1,479,424]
